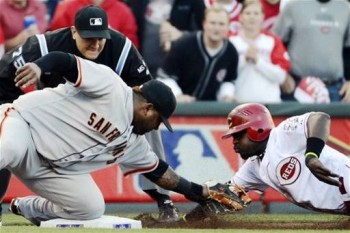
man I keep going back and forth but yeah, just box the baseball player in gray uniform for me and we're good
[1,51,211,225]
[0,6,177,222]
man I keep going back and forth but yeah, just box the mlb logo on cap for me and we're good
[75,5,111,39]
[90,18,103,26]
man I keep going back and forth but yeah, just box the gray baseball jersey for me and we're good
[11,56,158,175]
[0,56,164,222]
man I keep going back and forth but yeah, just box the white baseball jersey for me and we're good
[12,56,158,175]
[229,32,290,103]
[232,113,350,214]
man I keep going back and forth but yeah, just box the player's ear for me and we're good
[144,103,155,114]
[137,102,151,117]
[71,26,78,40]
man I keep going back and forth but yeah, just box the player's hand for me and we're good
[280,73,296,94]
[245,43,258,64]
[159,21,183,42]
[339,81,350,102]
[15,63,42,89]
[26,24,40,37]
[306,157,341,187]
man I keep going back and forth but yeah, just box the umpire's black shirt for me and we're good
[0,28,151,103]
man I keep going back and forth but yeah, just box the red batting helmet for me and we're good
[222,103,275,142]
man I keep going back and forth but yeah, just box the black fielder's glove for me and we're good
[205,180,251,211]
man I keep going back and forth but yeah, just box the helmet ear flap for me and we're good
[247,127,267,142]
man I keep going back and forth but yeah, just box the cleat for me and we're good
[8,198,40,226]
[157,200,180,222]
[8,198,22,216]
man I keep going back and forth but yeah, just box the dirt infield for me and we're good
[134,213,350,230]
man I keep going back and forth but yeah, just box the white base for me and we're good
[40,215,142,229]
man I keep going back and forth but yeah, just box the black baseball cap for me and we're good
[139,80,177,132]
[74,5,111,39]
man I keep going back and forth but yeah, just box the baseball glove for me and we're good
[205,180,251,211]
[182,200,231,222]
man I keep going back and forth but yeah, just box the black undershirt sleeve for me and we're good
[143,159,207,203]
[143,159,169,182]
[34,51,78,85]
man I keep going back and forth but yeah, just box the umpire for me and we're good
[0,5,178,223]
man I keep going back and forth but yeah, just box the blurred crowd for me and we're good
[1,0,350,103]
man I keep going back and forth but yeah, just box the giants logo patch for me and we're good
[276,157,301,185]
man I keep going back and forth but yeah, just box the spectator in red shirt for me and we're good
[0,0,48,52]
[49,0,139,48]
[261,0,281,31]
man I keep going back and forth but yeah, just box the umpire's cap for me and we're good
[140,80,176,132]
[75,5,111,39]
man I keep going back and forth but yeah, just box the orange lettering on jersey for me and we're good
[88,112,120,142]
[93,118,105,131]
[88,112,97,125]
[112,141,127,156]
[100,122,112,134]
[107,141,127,165]
[106,129,121,142]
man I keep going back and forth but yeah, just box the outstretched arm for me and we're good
[305,112,341,187]
[143,159,250,217]
[15,51,78,89]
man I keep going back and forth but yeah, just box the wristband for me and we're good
[305,152,319,165]
[305,137,325,157]
[173,177,207,203]
[305,152,319,159]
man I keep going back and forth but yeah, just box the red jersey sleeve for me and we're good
[0,26,4,44]
[266,31,291,72]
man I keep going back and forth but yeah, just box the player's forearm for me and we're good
[34,51,78,84]
[157,168,209,202]
[143,160,208,202]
